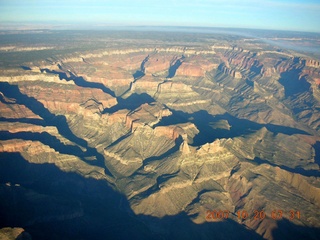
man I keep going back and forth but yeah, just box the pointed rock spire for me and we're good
[180,140,190,154]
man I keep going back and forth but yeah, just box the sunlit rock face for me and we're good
[0,29,320,240]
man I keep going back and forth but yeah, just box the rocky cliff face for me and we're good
[0,227,32,240]
[0,31,320,240]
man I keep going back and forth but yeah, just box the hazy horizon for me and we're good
[0,0,319,33]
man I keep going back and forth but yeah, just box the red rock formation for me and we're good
[161,81,193,91]
[133,79,160,92]
[176,63,205,77]
[154,126,184,140]
[0,123,43,133]
[261,66,277,77]
[303,68,320,80]
[105,109,128,124]
[144,54,173,75]
[18,83,117,115]
[228,53,259,70]
[89,76,132,88]
[219,64,242,78]
[175,55,217,77]
[124,103,172,131]
[306,59,320,68]
[219,49,262,77]
[0,139,53,154]
[0,101,42,119]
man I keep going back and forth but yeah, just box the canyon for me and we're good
[0,29,320,240]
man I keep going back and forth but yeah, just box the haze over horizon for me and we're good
[0,0,320,33]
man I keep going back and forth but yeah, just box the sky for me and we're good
[0,0,319,32]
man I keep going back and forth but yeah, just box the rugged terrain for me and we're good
[0,29,320,240]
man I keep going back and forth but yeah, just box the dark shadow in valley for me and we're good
[279,68,311,98]
[20,66,31,71]
[249,62,263,78]
[167,56,185,78]
[156,171,180,187]
[253,157,320,178]
[15,231,32,240]
[0,152,265,240]
[271,218,320,240]
[106,132,132,149]
[103,93,155,114]
[156,109,310,147]
[42,69,116,97]
[133,55,149,81]
[246,78,254,87]
[137,212,264,240]
[314,141,320,166]
[133,70,145,80]
[0,83,112,176]
[0,152,155,240]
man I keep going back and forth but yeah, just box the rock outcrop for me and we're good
[0,227,32,240]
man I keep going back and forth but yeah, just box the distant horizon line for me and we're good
[0,22,319,35]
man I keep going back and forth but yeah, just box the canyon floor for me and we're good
[0,28,320,240]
